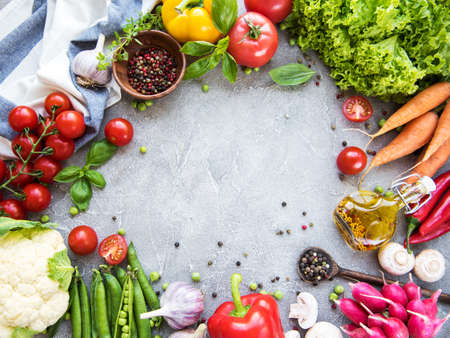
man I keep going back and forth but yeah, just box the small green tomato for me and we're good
[329,292,338,301]
[192,272,201,282]
[69,206,79,216]
[273,290,284,300]
[150,271,160,283]
[334,285,344,295]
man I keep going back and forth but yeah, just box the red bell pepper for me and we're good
[405,220,449,245]
[419,189,450,236]
[208,273,284,338]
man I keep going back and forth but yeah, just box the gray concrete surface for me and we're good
[2,1,449,337]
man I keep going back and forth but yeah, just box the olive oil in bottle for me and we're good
[333,176,436,251]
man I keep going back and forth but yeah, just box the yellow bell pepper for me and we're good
[162,0,222,43]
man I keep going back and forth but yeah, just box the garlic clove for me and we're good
[414,249,445,283]
[378,242,415,276]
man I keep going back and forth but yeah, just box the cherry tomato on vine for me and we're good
[342,96,373,123]
[0,199,26,219]
[227,12,278,68]
[98,234,128,265]
[45,91,72,115]
[0,160,6,182]
[337,147,367,175]
[22,183,51,212]
[45,134,75,161]
[104,118,134,146]
[36,118,57,139]
[8,161,34,186]
[244,0,292,23]
[33,157,62,183]
[8,106,38,132]
[11,132,41,160]
[55,110,86,139]
[68,225,98,256]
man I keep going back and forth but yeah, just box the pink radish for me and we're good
[350,282,387,312]
[406,299,426,315]
[362,294,407,322]
[341,326,369,338]
[335,298,369,326]
[359,302,385,329]
[380,272,408,306]
[422,289,441,318]
[403,273,421,301]
[407,310,449,338]
[368,316,409,338]
[360,323,387,338]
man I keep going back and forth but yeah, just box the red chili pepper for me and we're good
[208,273,284,338]
[418,189,450,236]
[405,220,449,245]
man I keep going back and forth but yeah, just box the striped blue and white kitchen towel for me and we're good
[0,0,159,157]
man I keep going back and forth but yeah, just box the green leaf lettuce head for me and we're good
[285,0,449,100]
[0,217,73,336]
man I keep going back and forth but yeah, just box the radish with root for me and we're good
[403,273,421,301]
[358,302,384,329]
[359,323,387,338]
[368,316,409,338]
[335,298,369,326]
[362,294,407,322]
[340,325,369,338]
[407,310,449,338]
[406,299,426,315]
[422,289,441,318]
[350,282,387,313]
[380,271,408,306]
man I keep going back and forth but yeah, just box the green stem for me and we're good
[175,0,203,13]
[245,19,261,40]
[229,273,249,318]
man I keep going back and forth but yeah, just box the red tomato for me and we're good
[45,134,75,161]
[104,118,134,146]
[0,199,26,219]
[45,92,72,115]
[36,118,57,139]
[98,234,128,265]
[68,225,98,256]
[8,161,34,186]
[228,12,278,68]
[55,110,86,139]
[8,106,38,132]
[33,157,62,183]
[342,96,373,123]
[244,0,292,23]
[22,183,51,212]
[0,160,6,182]
[337,147,367,175]
[11,132,41,160]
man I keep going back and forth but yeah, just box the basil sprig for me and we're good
[269,63,315,86]
[181,0,238,83]
[54,139,117,211]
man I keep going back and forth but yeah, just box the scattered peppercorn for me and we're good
[336,93,344,99]
[118,228,126,236]
[382,111,387,116]
[112,216,117,221]
[236,261,241,267]
[316,75,321,80]
[338,173,345,181]
[257,283,263,289]
[40,214,50,223]
[342,141,348,147]
[217,241,223,247]
[331,124,336,130]
[315,81,320,86]
[275,276,280,281]
[286,229,291,234]
[281,201,287,207]
[331,303,337,310]
[365,122,371,130]
[302,211,307,216]
[212,292,217,298]
[286,277,290,281]
[367,150,377,156]
[243,252,248,258]
[207,260,213,266]
[174,242,180,248]
[302,225,307,230]
[155,291,161,297]
[309,222,314,228]
[271,278,276,283]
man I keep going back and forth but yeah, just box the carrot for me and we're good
[421,100,450,162]
[368,82,450,142]
[363,112,439,179]
[405,138,450,184]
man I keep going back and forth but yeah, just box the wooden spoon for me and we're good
[297,247,450,304]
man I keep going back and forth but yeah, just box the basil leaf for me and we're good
[269,63,315,86]
[215,36,229,55]
[184,56,214,80]
[211,0,238,35]
[54,166,81,183]
[180,41,216,56]
[222,52,237,83]
[85,170,106,189]
[86,139,118,167]
[70,178,92,211]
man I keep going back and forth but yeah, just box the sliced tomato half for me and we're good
[342,96,373,122]
[98,234,128,265]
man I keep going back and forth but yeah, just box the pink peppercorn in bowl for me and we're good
[112,30,186,100]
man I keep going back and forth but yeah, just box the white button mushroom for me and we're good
[378,242,415,276]
[414,249,445,283]
[288,292,318,329]
[305,321,343,338]
[285,330,301,338]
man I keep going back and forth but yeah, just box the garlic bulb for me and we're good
[168,324,207,338]
[72,33,111,87]
[378,242,415,276]
[141,282,204,329]
[414,249,445,282]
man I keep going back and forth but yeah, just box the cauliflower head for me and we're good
[0,219,73,338]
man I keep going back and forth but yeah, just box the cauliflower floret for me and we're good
[0,229,71,336]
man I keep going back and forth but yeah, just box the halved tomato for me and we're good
[98,234,128,265]
[342,96,373,122]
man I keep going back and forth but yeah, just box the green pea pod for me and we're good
[46,317,63,338]
[127,242,161,326]
[90,271,100,338]
[105,277,112,326]
[115,266,127,287]
[113,273,134,338]
[104,272,122,333]
[133,277,151,338]
[78,276,91,338]
[69,278,82,338]
[93,270,112,338]
[130,314,138,338]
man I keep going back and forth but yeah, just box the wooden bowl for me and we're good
[112,30,186,100]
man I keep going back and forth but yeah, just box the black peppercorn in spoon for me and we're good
[297,247,450,304]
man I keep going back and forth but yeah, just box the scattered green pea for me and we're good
[131,101,138,109]
[119,310,127,318]
[139,146,147,154]
[150,271,160,283]
[155,335,162,338]
[334,285,344,295]
[244,67,252,75]
[192,272,201,282]
[249,283,257,291]
[69,206,78,216]
[145,100,153,107]
[260,290,268,295]
[378,118,386,128]
[202,84,209,93]
[384,190,395,198]
[118,228,126,236]
[280,23,287,30]
[273,290,284,300]
[162,283,169,291]
[374,185,384,194]
[64,313,71,321]
[138,103,147,111]
[40,214,49,223]
[329,292,338,301]
[118,318,127,326]
[289,38,296,46]
[122,325,129,333]
[254,67,260,72]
